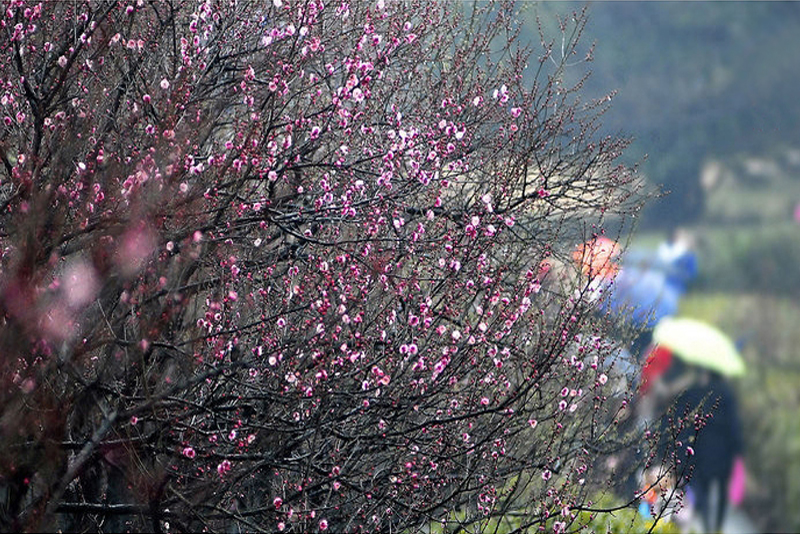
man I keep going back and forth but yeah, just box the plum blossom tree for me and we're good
[0,0,645,532]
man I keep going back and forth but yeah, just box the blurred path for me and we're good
[722,507,757,534]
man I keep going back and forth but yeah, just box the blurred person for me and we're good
[638,462,697,532]
[656,227,699,294]
[639,345,745,534]
[598,230,697,366]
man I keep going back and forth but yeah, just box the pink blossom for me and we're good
[217,460,231,475]
[182,447,196,458]
[62,260,100,308]
[19,378,35,394]
[319,519,329,531]
[116,224,155,277]
[160,78,170,90]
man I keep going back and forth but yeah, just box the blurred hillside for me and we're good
[521,1,800,229]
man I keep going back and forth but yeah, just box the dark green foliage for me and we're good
[523,2,800,228]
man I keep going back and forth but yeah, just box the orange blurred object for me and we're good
[573,236,620,279]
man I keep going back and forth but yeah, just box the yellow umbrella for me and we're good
[652,317,746,377]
